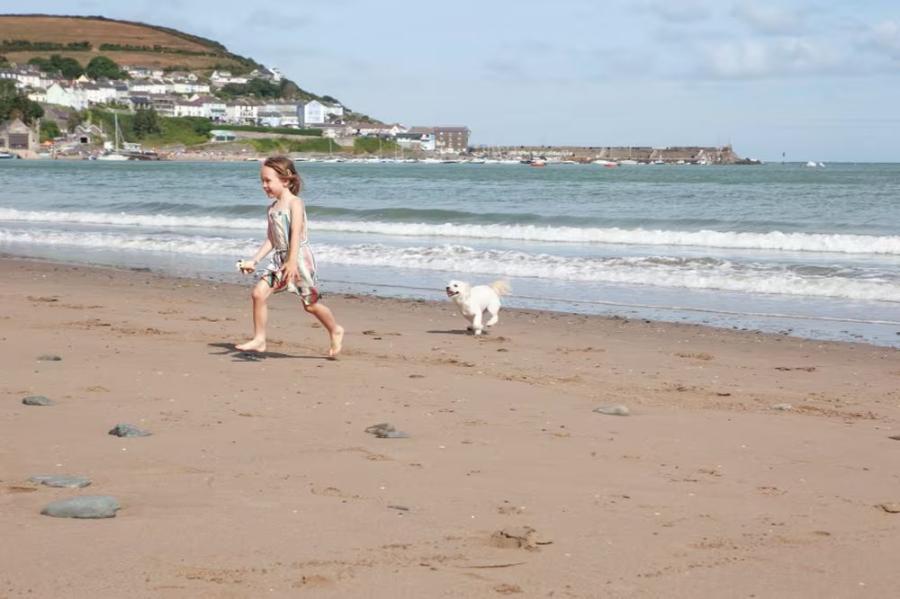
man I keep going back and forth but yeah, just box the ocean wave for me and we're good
[0,207,263,231]
[313,221,900,255]
[1,207,898,255]
[1,229,897,302]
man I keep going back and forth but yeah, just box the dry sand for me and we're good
[2,256,899,598]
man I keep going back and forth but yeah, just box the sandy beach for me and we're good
[1,255,899,598]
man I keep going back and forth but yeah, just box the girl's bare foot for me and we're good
[328,326,344,357]
[235,338,266,352]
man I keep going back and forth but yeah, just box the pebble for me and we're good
[22,395,54,406]
[772,403,793,411]
[41,496,120,519]
[888,435,900,441]
[879,503,900,514]
[36,354,62,361]
[29,475,92,488]
[108,423,152,437]
[365,423,409,438]
[593,404,630,416]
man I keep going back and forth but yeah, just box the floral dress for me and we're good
[261,199,319,305]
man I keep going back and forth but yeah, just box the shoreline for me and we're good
[3,249,897,349]
[2,255,899,597]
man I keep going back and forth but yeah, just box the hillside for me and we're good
[0,14,258,73]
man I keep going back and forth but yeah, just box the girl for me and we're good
[236,156,344,357]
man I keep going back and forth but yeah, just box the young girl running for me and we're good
[236,156,344,357]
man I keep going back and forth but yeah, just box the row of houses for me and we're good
[1,63,472,153]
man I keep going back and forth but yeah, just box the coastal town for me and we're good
[0,41,750,164]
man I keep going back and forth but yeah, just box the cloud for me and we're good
[732,2,805,35]
[699,37,844,79]
[866,20,900,59]
[243,9,314,31]
[646,0,712,23]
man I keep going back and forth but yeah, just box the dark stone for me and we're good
[29,475,91,488]
[41,496,120,518]
[36,354,62,361]
[365,423,409,439]
[108,423,152,437]
[22,395,54,406]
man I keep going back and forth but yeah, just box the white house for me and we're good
[0,66,53,90]
[124,66,164,80]
[225,101,259,125]
[396,127,436,152]
[82,82,119,105]
[209,70,249,87]
[168,80,211,95]
[200,97,227,121]
[255,103,298,127]
[174,98,206,118]
[299,100,344,126]
[130,80,168,95]
[45,82,89,110]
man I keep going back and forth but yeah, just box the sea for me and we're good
[1,159,898,347]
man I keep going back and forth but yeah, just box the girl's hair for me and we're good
[263,155,302,195]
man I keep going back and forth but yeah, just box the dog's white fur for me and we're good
[445,279,510,335]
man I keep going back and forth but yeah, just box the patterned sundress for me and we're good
[261,199,319,305]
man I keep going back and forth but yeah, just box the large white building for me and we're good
[44,82,89,110]
[225,100,260,125]
[299,100,344,126]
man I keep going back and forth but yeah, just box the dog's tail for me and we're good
[490,280,511,296]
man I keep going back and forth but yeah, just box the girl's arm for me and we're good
[281,197,304,282]
[252,238,274,263]
[240,238,273,273]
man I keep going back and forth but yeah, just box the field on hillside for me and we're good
[0,15,250,71]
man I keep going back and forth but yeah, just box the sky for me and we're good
[5,0,900,161]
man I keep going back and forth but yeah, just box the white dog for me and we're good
[445,279,511,335]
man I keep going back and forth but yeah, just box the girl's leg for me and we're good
[236,280,273,352]
[304,302,344,357]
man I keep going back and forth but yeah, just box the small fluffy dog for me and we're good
[445,279,511,335]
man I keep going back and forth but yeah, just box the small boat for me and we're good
[593,159,618,168]
[0,151,16,159]
[528,158,546,167]
[97,113,131,161]
[805,161,818,168]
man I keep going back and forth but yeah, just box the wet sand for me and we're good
[1,256,899,598]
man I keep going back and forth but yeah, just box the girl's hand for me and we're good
[237,259,256,274]
[280,261,300,284]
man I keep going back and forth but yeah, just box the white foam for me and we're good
[314,221,900,255]
[311,244,900,302]
[2,229,898,302]
[0,228,254,255]
[1,208,897,255]
[0,208,263,231]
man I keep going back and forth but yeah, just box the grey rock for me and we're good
[593,404,630,416]
[29,475,92,488]
[41,496,120,519]
[772,403,793,411]
[889,435,900,441]
[22,395,54,406]
[37,354,62,361]
[365,423,409,439]
[108,423,152,437]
